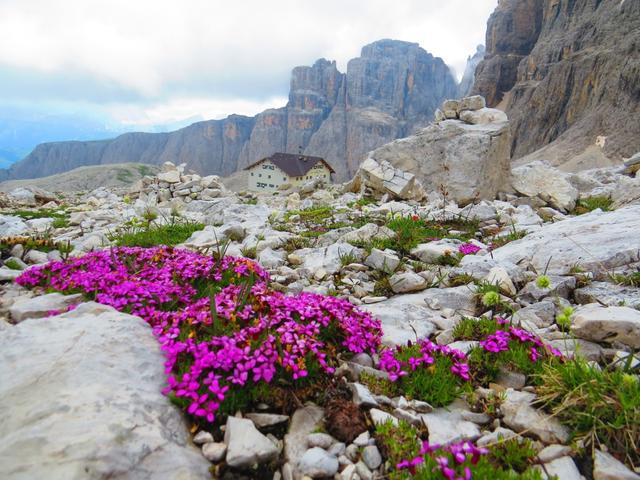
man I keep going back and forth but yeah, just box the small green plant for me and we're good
[338,249,359,267]
[107,218,204,247]
[3,258,24,270]
[488,436,538,473]
[574,195,613,215]
[535,275,551,289]
[373,274,394,297]
[360,371,400,398]
[481,290,501,307]
[392,344,471,407]
[490,222,527,248]
[609,270,640,287]
[448,273,476,286]
[375,420,422,480]
[536,357,640,469]
[555,306,574,332]
[240,245,257,259]
[436,252,461,266]
[51,217,70,229]
[452,317,500,341]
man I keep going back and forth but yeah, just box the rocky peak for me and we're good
[347,39,456,122]
[289,59,344,112]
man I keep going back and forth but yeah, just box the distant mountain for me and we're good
[1,39,458,182]
[458,45,485,98]
[472,0,640,168]
[0,109,125,168]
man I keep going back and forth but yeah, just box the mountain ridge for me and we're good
[1,39,458,182]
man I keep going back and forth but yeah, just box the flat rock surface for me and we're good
[491,205,640,275]
[0,302,210,480]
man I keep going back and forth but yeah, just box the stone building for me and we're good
[245,153,334,192]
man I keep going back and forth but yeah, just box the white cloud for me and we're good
[106,95,289,127]
[0,0,497,126]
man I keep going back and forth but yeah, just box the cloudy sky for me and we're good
[0,0,496,130]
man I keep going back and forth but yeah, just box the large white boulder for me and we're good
[0,302,210,479]
[512,161,579,212]
[366,119,510,205]
[571,304,640,348]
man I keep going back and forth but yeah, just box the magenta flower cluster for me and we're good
[397,440,488,479]
[458,243,481,255]
[480,325,563,362]
[379,339,470,382]
[17,246,382,423]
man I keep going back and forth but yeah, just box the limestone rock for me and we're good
[298,447,339,478]
[420,400,481,445]
[389,271,429,293]
[285,405,325,480]
[368,119,510,205]
[474,0,640,168]
[347,157,423,201]
[9,292,84,323]
[501,390,569,444]
[593,449,640,480]
[224,416,279,468]
[511,162,578,212]
[543,456,581,480]
[339,223,395,244]
[459,108,507,125]
[422,286,478,316]
[359,293,439,345]
[0,302,210,479]
[459,95,486,111]
[571,304,640,348]
[202,442,227,462]
[365,248,400,274]
[491,205,640,276]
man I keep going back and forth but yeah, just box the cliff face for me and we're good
[3,40,457,182]
[458,45,485,98]
[473,0,640,166]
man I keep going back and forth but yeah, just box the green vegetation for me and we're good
[536,358,640,469]
[393,344,470,407]
[115,168,134,183]
[452,316,500,341]
[359,371,400,398]
[107,217,204,247]
[609,271,640,287]
[488,436,539,473]
[348,215,478,256]
[375,420,421,480]
[574,195,613,215]
[376,420,547,480]
[489,227,527,249]
[3,258,24,270]
[135,164,154,177]
[10,208,70,228]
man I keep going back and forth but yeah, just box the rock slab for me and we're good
[0,302,210,480]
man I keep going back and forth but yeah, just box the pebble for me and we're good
[202,442,227,462]
[361,445,382,470]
